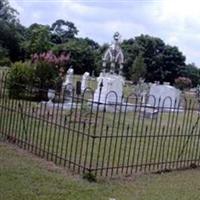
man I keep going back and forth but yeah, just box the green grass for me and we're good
[1,142,200,200]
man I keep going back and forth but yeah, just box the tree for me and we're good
[0,0,25,61]
[121,35,186,83]
[0,20,25,61]
[23,24,52,55]
[130,53,146,82]
[178,63,200,86]
[0,0,19,24]
[175,77,192,90]
[121,38,139,79]
[51,19,78,44]
[52,37,100,75]
[121,35,166,80]
[161,45,186,84]
[84,37,100,50]
[0,43,8,58]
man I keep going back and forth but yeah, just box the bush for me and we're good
[32,51,70,80]
[34,60,58,90]
[175,77,192,90]
[82,172,97,182]
[7,51,70,100]
[32,51,70,90]
[0,57,11,67]
[8,61,34,98]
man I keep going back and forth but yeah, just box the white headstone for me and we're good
[93,73,124,103]
[148,84,181,110]
[63,68,74,87]
[81,72,90,92]
[62,68,74,103]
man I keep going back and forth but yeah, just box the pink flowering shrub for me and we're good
[175,77,192,90]
[30,51,70,91]
[8,51,71,100]
[31,51,70,79]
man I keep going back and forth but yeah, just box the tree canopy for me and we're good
[51,19,78,44]
[0,0,19,24]
[121,35,187,84]
[23,24,52,56]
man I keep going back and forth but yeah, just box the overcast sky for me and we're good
[10,0,200,67]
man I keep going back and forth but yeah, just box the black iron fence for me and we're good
[0,73,200,177]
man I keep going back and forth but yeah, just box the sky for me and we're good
[10,0,200,67]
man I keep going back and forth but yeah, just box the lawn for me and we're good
[1,142,200,200]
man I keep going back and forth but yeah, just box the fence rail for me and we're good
[0,73,200,177]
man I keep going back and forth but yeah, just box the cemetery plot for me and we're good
[0,93,199,176]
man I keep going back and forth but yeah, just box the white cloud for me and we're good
[61,0,94,15]
[149,0,200,66]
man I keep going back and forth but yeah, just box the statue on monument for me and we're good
[102,32,124,75]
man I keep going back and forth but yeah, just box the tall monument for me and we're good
[93,32,125,104]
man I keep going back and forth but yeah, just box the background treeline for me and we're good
[0,0,200,86]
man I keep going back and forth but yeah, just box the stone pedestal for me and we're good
[93,73,124,104]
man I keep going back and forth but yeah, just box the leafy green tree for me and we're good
[52,37,99,75]
[175,77,192,90]
[130,53,146,82]
[121,38,139,79]
[161,45,186,83]
[0,0,25,61]
[130,35,166,82]
[178,63,200,86]
[23,24,52,55]
[0,44,8,58]
[121,35,186,83]
[84,37,100,50]
[0,44,11,66]
[0,0,19,24]
[51,19,78,44]
[0,20,25,61]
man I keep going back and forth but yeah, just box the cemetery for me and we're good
[2,1,200,200]
[0,32,199,177]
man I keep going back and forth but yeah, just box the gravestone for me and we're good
[62,67,74,103]
[93,32,125,104]
[63,67,74,87]
[148,84,181,110]
[81,72,90,93]
[94,72,124,103]
[134,78,149,104]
